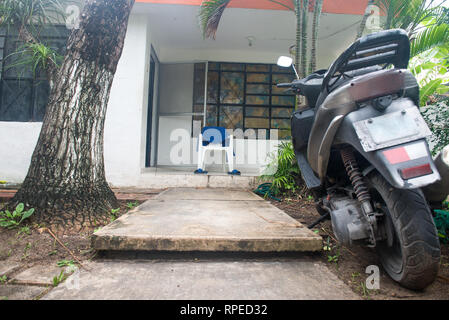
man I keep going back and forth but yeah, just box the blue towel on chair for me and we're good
[201,126,229,147]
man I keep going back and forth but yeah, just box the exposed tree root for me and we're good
[8,184,118,232]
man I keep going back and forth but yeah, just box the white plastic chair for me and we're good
[195,126,237,174]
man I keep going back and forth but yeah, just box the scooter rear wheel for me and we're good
[367,172,441,290]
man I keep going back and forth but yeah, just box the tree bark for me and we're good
[11,0,135,228]
[309,0,323,74]
[294,0,304,110]
[295,0,302,78]
[300,0,309,78]
[356,0,374,40]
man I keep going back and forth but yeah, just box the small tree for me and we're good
[358,0,449,57]
[355,0,375,40]
[0,0,66,87]
[357,0,449,105]
[199,0,324,78]
[2,0,136,228]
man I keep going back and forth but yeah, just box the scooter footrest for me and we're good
[295,150,321,189]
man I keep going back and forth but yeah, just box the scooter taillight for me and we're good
[400,163,433,180]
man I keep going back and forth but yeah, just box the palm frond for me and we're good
[411,23,449,57]
[0,0,66,28]
[420,78,443,106]
[4,42,62,78]
[425,5,449,25]
[373,0,426,31]
[267,0,295,11]
[259,141,302,195]
[199,0,231,39]
[0,0,67,81]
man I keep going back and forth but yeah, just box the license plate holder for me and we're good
[353,108,431,152]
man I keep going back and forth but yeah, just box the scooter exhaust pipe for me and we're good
[423,145,449,204]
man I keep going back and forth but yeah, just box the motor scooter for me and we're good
[277,29,449,289]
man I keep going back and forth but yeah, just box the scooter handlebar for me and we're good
[276,83,293,88]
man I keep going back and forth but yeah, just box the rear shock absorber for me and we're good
[340,148,373,215]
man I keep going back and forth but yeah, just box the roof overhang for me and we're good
[136,0,370,15]
[133,1,370,66]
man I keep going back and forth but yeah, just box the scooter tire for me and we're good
[368,172,441,290]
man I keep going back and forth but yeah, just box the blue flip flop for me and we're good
[228,169,241,175]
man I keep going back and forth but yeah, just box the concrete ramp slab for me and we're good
[92,188,322,252]
[43,258,359,300]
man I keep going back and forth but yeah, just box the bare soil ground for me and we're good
[0,198,145,291]
[270,194,449,300]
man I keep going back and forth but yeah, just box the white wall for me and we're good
[103,14,157,186]
[0,123,41,182]
[0,14,157,187]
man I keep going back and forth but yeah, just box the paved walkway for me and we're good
[92,188,322,252]
[43,255,358,300]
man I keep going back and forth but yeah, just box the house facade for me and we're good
[0,0,371,188]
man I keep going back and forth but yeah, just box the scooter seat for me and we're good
[314,65,383,109]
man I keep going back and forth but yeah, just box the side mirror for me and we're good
[277,56,293,68]
[277,56,299,80]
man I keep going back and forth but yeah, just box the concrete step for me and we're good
[92,188,322,252]
[137,171,258,189]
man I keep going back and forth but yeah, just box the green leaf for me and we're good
[5,211,13,219]
[57,260,75,267]
[420,78,443,106]
[199,0,232,39]
[411,23,449,58]
[19,208,34,224]
[0,221,9,227]
[15,203,24,214]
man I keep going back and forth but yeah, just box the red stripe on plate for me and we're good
[383,147,411,164]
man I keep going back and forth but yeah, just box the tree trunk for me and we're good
[295,0,302,78]
[309,0,323,74]
[300,0,309,78]
[356,0,374,40]
[294,0,304,110]
[11,0,135,228]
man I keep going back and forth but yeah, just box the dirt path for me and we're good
[0,195,150,300]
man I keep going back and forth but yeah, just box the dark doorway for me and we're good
[145,53,157,167]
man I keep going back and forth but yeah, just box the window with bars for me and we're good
[0,26,69,122]
[192,62,296,140]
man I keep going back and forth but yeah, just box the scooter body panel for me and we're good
[306,68,428,184]
[335,101,441,189]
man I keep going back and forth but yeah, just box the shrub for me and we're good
[260,141,302,196]
[422,98,449,155]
